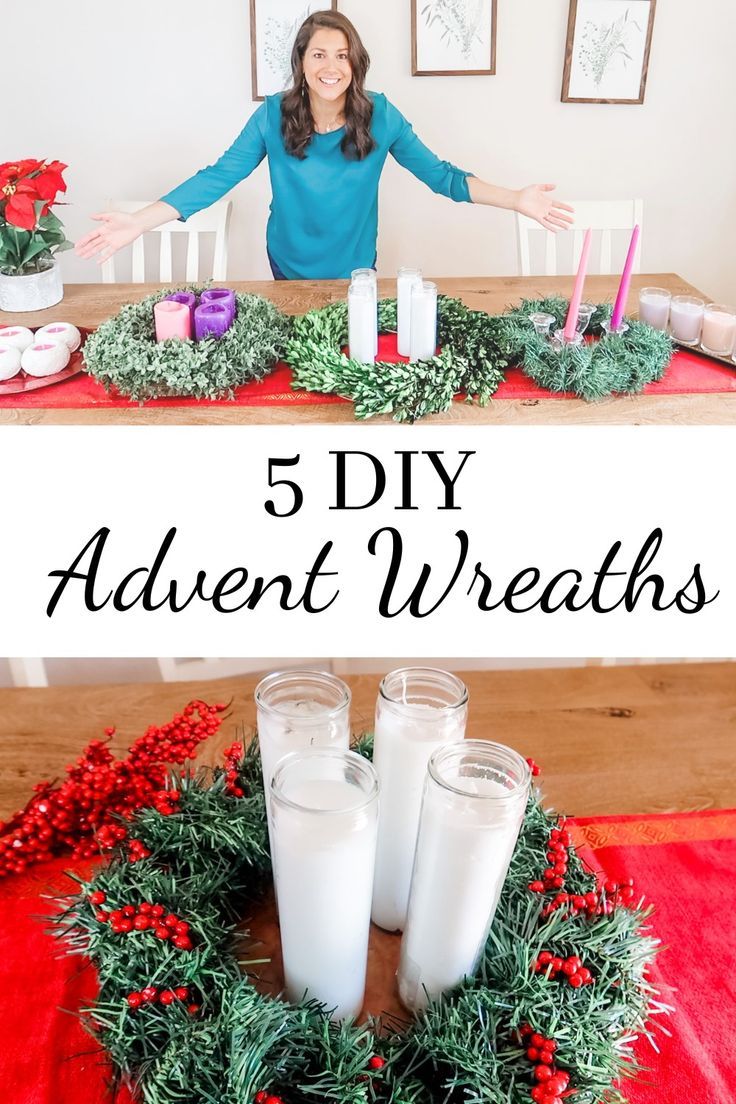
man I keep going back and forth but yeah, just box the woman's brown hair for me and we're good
[281,12,376,161]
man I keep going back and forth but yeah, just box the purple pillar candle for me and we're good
[194,302,231,341]
[201,288,236,325]
[164,291,197,328]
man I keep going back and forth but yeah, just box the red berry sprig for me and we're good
[254,1093,285,1104]
[0,700,226,878]
[126,985,199,1013]
[91,893,194,950]
[517,1025,573,1104]
[128,838,152,862]
[223,742,245,798]
[526,757,541,777]
[532,951,594,988]
[528,823,571,896]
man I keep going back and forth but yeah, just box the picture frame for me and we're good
[561,0,656,104]
[250,0,338,102]
[411,0,497,77]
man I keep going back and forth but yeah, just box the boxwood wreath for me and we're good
[285,296,674,421]
[51,721,669,1104]
[82,288,292,402]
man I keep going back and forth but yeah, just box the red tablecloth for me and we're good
[1,808,734,1103]
[1,334,733,409]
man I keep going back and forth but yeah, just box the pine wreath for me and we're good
[285,297,674,420]
[82,288,292,402]
[51,728,668,1104]
[285,297,510,422]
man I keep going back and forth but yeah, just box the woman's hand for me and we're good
[515,184,574,232]
[75,211,142,263]
[75,202,179,263]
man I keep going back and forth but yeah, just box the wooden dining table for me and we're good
[0,661,733,1025]
[2,272,732,425]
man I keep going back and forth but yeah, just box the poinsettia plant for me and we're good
[0,159,73,276]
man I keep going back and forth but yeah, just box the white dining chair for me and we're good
[100,199,232,283]
[516,199,644,277]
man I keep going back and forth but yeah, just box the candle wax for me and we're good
[638,292,670,331]
[258,698,350,791]
[398,776,522,1011]
[669,300,703,344]
[371,702,465,931]
[272,776,377,1020]
[701,309,736,355]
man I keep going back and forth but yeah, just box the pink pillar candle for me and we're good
[563,228,592,340]
[610,224,641,331]
[701,304,736,356]
[154,299,193,341]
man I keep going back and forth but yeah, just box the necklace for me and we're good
[314,113,345,134]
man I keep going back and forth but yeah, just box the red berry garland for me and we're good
[92,895,194,950]
[223,742,245,797]
[518,1025,572,1103]
[532,951,594,988]
[0,700,227,878]
[126,985,198,1012]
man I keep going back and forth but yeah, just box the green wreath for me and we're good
[504,298,674,401]
[285,297,674,420]
[53,736,663,1104]
[83,288,292,402]
[286,297,510,422]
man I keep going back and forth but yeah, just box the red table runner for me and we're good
[1,807,734,1102]
[1,334,733,410]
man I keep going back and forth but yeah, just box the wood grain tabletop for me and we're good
[2,272,730,425]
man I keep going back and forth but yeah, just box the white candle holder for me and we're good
[397,267,422,356]
[575,302,596,334]
[398,740,531,1013]
[351,268,378,356]
[371,668,468,933]
[409,281,438,362]
[270,747,379,1021]
[348,283,377,365]
[254,670,351,794]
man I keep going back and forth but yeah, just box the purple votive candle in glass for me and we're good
[164,291,197,329]
[194,302,231,341]
[201,288,236,325]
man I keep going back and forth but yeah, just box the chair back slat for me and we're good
[131,237,146,283]
[159,231,173,282]
[185,233,200,283]
[515,198,644,277]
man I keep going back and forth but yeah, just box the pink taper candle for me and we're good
[562,228,592,341]
[154,299,192,341]
[610,224,640,332]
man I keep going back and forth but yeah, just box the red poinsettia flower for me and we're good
[0,159,43,188]
[33,160,67,202]
[2,178,42,231]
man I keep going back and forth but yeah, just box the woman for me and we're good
[76,11,573,279]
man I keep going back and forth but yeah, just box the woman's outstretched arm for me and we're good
[75,201,180,264]
[466,178,574,232]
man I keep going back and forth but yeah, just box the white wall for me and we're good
[7,0,736,300]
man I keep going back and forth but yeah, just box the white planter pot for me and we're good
[0,260,63,312]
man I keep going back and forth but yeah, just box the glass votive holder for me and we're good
[575,302,596,334]
[637,287,671,331]
[528,312,556,338]
[550,328,584,351]
[397,740,531,1012]
[600,319,629,339]
[701,303,736,357]
[254,669,351,792]
[270,747,379,1021]
[371,668,468,933]
[669,295,704,346]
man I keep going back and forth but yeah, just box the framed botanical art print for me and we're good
[411,0,497,77]
[250,0,338,102]
[561,0,656,104]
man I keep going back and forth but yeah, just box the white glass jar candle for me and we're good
[270,748,379,1021]
[398,741,530,1012]
[637,287,671,331]
[409,281,438,362]
[254,670,351,793]
[348,283,376,365]
[351,268,378,355]
[397,267,422,356]
[669,295,704,346]
[371,668,468,932]
[701,303,736,357]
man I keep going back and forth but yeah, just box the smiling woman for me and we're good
[75,11,573,280]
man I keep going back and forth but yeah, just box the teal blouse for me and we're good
[161,92,473,279]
